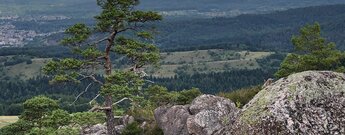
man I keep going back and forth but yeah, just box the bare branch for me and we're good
[117,27,138,33]
[71,82,94,105]
[88,36,109,45]
[89,106,112,112]
[78,73,104,85]
[89,94,101,105]
[88,97,133,112]
[112,97,132,106]
[145,80,155,84]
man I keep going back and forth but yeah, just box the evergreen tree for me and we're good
[43,0,162,134]
[275,23,345,78]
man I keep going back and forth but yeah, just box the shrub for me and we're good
[121,122,143,135]
[70,112,105,126]
[218,86,261,108]
[0,120,32,135]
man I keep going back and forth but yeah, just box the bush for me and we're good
[218,86,261,108]
[21,96,59,123]
[41,109,71,129]
[143,124,164,135]
[121,122,143,135]
[70,112,105,126]
[175,88,202,105]
[0,120,33,135]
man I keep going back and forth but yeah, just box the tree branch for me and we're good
[78,73,104,85]
[89,94,101,105]
[145,80,155,84]
[112,97,132,106]
[88,36,109,46]
[89,97,133,112]
[71,82,94,105]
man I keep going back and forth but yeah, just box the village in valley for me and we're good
[0,15,69,47]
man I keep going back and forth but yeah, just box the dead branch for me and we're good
[71,82,94,105]
[78,73,104,85]
[145,80,155,84]
[89,94,101,105]
[88,97,133,112]
[112,97,132,106]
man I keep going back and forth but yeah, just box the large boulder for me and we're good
[154,105,191,135]
[154,95,239,135]
[155,71,345,135]
[82,124,107,135]
[187,95,239,135]
[81,115,135,135]
[235,71,345,134]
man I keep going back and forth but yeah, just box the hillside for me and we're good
[153,50,272,77]
[157,4,345,51]
[0,49,278,115]
[1,0,345,17]
[0,50,273,79]
[2,4,345,49]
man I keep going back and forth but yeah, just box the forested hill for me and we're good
[2,4,345,50]
[1,0,345,17]
[157,4,345,52]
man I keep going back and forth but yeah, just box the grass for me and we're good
[0,50,273,79]
[0,116,18,128]
[154,50,273,77]
[2,58,50,80]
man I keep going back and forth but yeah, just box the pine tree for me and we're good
[43,0,162,134]
[275,23,345,78]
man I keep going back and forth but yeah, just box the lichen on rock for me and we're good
[238,71,345,134]
[155,71,345,135]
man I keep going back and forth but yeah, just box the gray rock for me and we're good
[155,71,345,135]
[121,115,135,126]
[82,124,106,135]
[187,110,224,135]
[154,95,239,135]
[236,71,345,134]
[154,105,191,135]
[81,115,135,135]
[187,95,239,135]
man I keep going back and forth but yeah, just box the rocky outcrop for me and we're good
[235,71,345,135]
[82,124,107,135]
[154,95,239,135]
[155,105,191,135]
[81,115,134,135]
[155,71,345,135]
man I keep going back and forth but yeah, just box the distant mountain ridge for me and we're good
[1,0,345,18]
[155,4,345,51]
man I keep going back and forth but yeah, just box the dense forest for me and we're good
[1,0,345,134]
[2,4,345,52]
[0,66,277,115]
[2,0,344,16]
[155,4,345,51]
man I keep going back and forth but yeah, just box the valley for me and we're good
[2,0,345,134]
[0,50,273,79]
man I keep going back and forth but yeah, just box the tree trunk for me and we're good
[105,95,116,135]
[104,32,117,135]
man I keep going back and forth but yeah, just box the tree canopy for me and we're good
[43,0,162,134]
[275,23,345,78]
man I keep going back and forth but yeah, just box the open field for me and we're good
[0,116,18,128]
[0,50,274,79]
[0,57,50,80]
[154,50,273,77]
